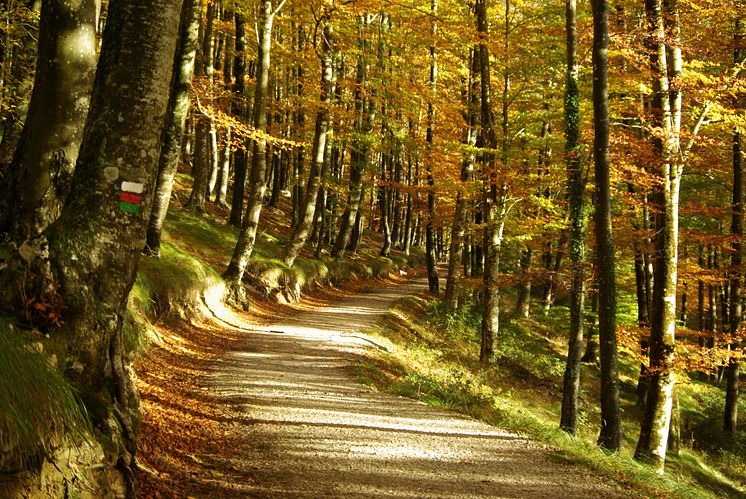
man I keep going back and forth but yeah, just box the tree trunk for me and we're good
[332,15,374,259]
[560,0,587,435]
[283,22,334,267]
[144,0,201,255]
[187,0,215,213]
[477,0,506,367]
[229,12,248,227]
[515,248,532,317]
[424,0,439,295]
[445,49,477,306]
[215,126,231,207]
[224,0,285,298]
[45,1,183,493]
[590,0,621,451]
[4,0,97,240]
[724,4,744,434]
[187,117,211,212]
[635,0,681,470]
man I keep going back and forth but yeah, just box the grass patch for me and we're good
[355,294,740,499]
[0,319,90,471]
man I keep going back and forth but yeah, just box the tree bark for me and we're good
[45,1,183,493]
[229,12,248,227]
[724,4,744,435]
[224,0,285,295]
[477,0,507,367]
[283,20,334,267]
[635,0,681,470]
[4,0,97,240]
[144,0,201,256]
[445,49,477,307]
[560,0,587,436]
[425,0,439,295]
[590,0,621,451]
[332,14,374,259]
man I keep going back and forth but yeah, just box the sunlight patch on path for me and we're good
[203,277,630,498]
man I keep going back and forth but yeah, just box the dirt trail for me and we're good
[188,276,631,499]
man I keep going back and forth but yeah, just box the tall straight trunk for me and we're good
[445,50,477,306]
[515,248,532,317]
[229,13,248,226]
[426,0,439,294]
[144,0,201,255]
[724,5,744,435]
[445,162,473,306]
[44,0,183,492]
[477,0,506,366]
[379,153,393,256]
[590,0,621,451]
[215,126,231,207]
[188,118,211,212]
[635,0,680,471]
[4,0,97,240]
[403,135,414,255]
[283,22,334,267]
[560,0,587,435]
[224,0,285,292]
[187,0,215,213]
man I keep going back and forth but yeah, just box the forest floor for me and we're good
[135,272,634,498]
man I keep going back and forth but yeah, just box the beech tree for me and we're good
[1,0,98,241]
[724,1,744,436]
[590,0,621,451]
[224,0,287,297]
[634,0,682,470]
[144,0,202,256]
[283,10,335,267]
[559,0,587,436]
[0,1,184,495]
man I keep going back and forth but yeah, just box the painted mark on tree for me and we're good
[119,192,142,204]
[118,181,145,215]
[121,181,144,194]
[118,202,142,214]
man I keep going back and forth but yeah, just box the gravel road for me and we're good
[198,276,632,498]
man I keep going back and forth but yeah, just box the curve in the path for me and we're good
[206,277,631,499]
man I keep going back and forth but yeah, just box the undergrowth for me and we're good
[0,319,90,471]
[356,294,746,499]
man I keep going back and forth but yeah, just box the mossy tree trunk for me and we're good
[560,0,587,436]
[43,1,183,494]
[3,0,97,241]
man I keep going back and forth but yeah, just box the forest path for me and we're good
[199,274,631,498]
[136,273,632,498]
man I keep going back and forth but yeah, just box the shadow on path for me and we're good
[197,277,630,498]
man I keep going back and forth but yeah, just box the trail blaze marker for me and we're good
[118,201,141,214]
[118,181,145,215]
[121,181,144,194]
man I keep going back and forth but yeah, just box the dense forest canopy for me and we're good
[0,0,743,496]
